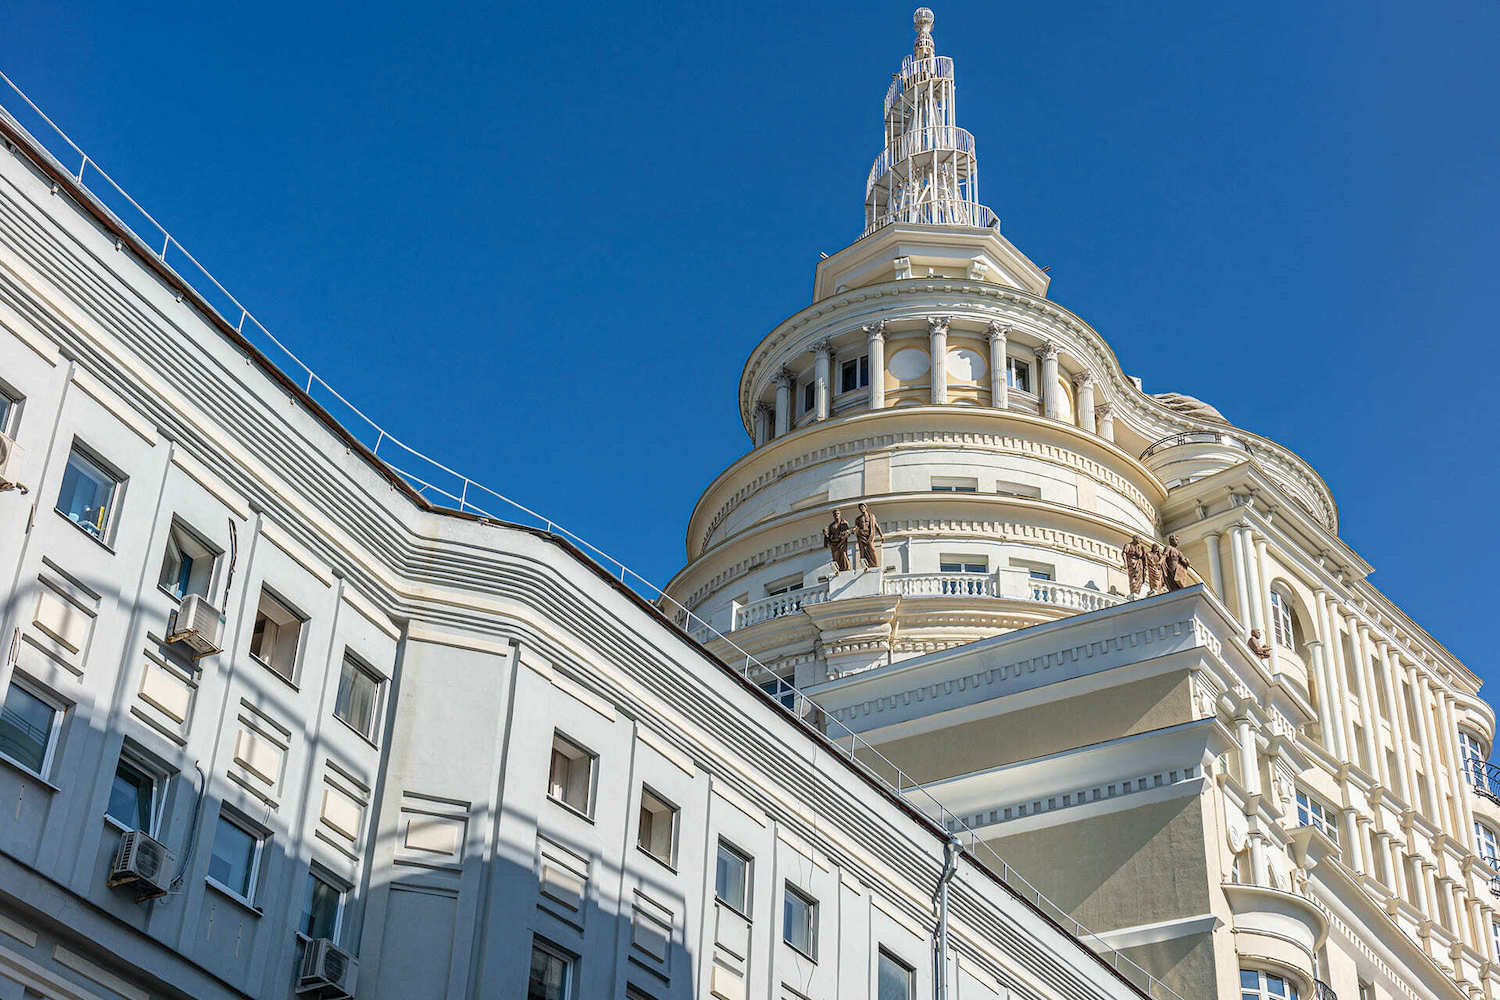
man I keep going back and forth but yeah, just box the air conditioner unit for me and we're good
[166,593,223,658]
[0,433,24,493]
[107,830,173,900]
[297,938,357,998]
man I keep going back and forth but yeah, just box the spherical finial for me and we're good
[913,8,935,58]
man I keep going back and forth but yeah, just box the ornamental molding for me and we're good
[954,761,1203,835]
[694,424,1158,554]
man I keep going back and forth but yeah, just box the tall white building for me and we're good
[665,11,1500,1000]
[0,16,1197,1000]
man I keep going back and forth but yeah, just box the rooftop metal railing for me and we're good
[0,69,1185,1000]
[1138,429,1253,461]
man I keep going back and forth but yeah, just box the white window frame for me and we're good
[759,675,797,711]
[0,384,20,436]
[715,838,752,916]
[782,882,818,960]
[994,480,1042,500]
[839,355,870,394]
[300,867,348,945]
[938,557,987,575]
[636,785,679,867]
[1006,357,1031,393]
[249,586,306,682]
[104,746,168,836]
[0,675,65,780]
[529,936,576,1000]
[1294,789,1338,843]
[547,731,597,818]
[333,651,384,742]
[1269,587,1297,648]
[206,810,265,904]
[157,518,218,601]
[1477,821,1499,865]
[1240,968,1302,1000]
[930,476,978,493]
[55,440,124,543]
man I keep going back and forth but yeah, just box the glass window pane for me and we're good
[107,759,153,831]
[57,448,117,538]
[1267,975,1286,997]
[716,842,748,911]
[335,658,378,737]
[302,872,342,941]
[527,944,570,1000]
[878,950,912,1000]
[208,815,257,897]
[0,684,55,774]
[1241,970,1261,989]
[783,886,815,956]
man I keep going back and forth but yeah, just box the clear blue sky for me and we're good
[4,3,1497,673]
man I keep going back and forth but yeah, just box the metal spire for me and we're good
[863,8,997,237]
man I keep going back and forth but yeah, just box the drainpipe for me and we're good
[933,835,961,1000]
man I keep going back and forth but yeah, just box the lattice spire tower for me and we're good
[863,8,996,236]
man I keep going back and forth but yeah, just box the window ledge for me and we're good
[713,897,751,921]
[332,713,380,750]
[54,509,116,553]
[205,877,263,916]
[0,752,61,792]
[636,844,677,874]
[783,941,818,964]
[546,795,595,825]
[250,653,300,692]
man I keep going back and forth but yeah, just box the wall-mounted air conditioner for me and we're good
[0,433,25,493]
[107,830,173,900]
[297,938,357,998]
[166,593,223,658]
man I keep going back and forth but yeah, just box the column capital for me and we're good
[927,315,950,337]
[811,337,833,357]
[1036,340,1059,361]
[986,320,1010,342]
[1095,401,1112,417]
[1072,371,1094,390]
[861,319,887,341]
[775,367,794,389]
[754,401,771,416]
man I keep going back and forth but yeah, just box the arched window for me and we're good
[1269,587,1298,649]
[1241,969,1301,1000]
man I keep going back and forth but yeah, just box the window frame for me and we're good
[205,808,266,905]
[547,731,598,819]
[715,838,752,916]
[636,785,680,868]
[333,651,384,743]
[782,882,818,960]
[0,675,65,780]
[527,936,577,1000]
[55,440,125,544]
[938,558,988,575]
[877,947,915,1000]
[1294,789,1338,843]
[801,380,815,414]
[930,476,979,493]
[1240,968,1302,1000]
[157,518,219,602]
[759,675,797,711]
[1477,821,1499,865]
[248,586,307,682]
[104,747,168,836]
[839,355,870,394]
[0,383,20,436]
[299,867,348,945]
[1006,357,1031,393]
[1269,587,1297,648]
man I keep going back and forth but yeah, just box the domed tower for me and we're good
[664,10,1335,693]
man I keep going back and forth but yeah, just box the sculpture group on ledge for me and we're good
[1122,534,1194,599]
[824,503,885,577]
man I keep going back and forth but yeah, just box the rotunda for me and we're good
[664,9,1335,691]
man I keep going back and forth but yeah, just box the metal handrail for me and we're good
[866,124,977,196]
[883,54,956,117]
[1138,430,1252,461]
[0,70,1185,1000]
[1315,980,1337,1000]
[861,200,998,239]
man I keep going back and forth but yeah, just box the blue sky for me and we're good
[4,3,1497,673]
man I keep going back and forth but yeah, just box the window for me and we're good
[106,754,161,834]
[1492,919,1500,962]
[938,558,988,596]
[249,588,304,680]
[56,443,122,541]
[1358,984,1374,1000]
[715,840,751,914]
[301,869,346,943]
[766,579,804,597]
[1294,789,1338,843]
[157,520,217,600]
[994,480,1042,500]
[1477,822,1499,864]
[0,388,18,435]
[1006,357,1031,392]
[1460,730,1489,787]
[939,559,987,574]
[207,811,263,901]
[547,732,596,816]
[802,381,815,413]
[334,653,382,740]
[528,938,575,1000]
[0,678,63,778]
[1240,969,1300,1000]
[931,476,978,493]
[782,883,817,959]
[1027,568,1053,581]
[759,676,797,710]
[878,949,914,1000]
[1269,587,1298,648]
[637,787,679,865]
[840,356,870,394]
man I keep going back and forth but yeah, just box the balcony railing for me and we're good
[885,572,1001,598]
[1138,430,1253,461]
[1315,981,1337,1000]
[882,54,956,117]
[1467,757,1500,802]
[733,583,831,631]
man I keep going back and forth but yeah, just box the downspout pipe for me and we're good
[933,835,961,1000]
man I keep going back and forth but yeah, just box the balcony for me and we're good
[1315,981,1336,1000]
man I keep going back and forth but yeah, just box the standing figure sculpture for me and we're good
[854,503,885,570]
[1146,543,1165,595]
[1122,535,1147,598]
[1164,534,1194,591]
[823,510,853,575]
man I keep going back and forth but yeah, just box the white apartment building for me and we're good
[0,15,1191,1000]
[664,10,1500,1000]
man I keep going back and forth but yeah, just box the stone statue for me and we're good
[823,510,852,575]
[1122,535,1147,598]
[1163,534,1193,591]
[854,502,884,569]
[1247,629,1272,660]
[1146,543,1165,594]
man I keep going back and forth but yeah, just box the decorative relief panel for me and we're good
[317,759,370,859]
[630,888,673,971]
[395,791,469,874]
[228,700,291,805]
[537,835,589,930]
[131,646,197,744]
[23,561,100,674]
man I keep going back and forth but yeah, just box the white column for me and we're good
[1381,643,1416,806]
[1315,592,1351,763]
[1202,531,1226,597]
[1408,664,1443,818]
[1253,534,1274,645]
[1441,690,1477,841]
[1305,640,1338,756]
[1346,619,1382,783]
[1038,341,1061,419]
[1342,809,1367,873]
[1378,832,1405,897]
[1244,531,1268,638]
[1322,598,1359,768]
[1236,716,1261,798]
[865,321,886,411]
[928,316,949,405]
[987,322,1008,410]
[813,339,832,421]
[774,369,792,438]
[1096,403,1115,443]
[753,403,770,447]
[1249,833,1270,886]
[1229,522,1255,632]
[1355,625,1393,790]
[1073,373,1096,433]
